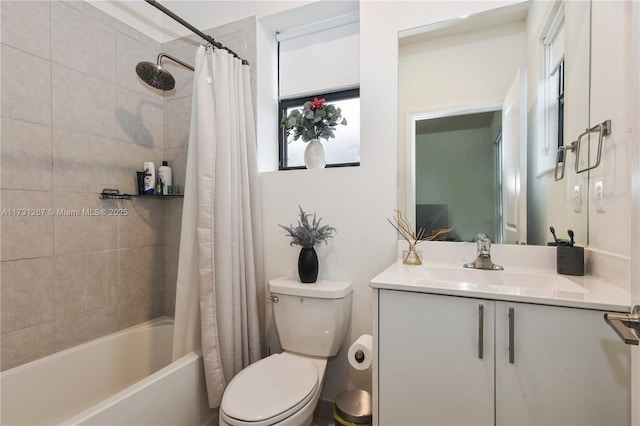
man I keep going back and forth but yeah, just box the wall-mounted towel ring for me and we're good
[575,120,611,173]
[554,120,611,181]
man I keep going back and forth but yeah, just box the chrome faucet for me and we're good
[464,234,503,270]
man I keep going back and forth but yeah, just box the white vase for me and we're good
[304,139,326,169]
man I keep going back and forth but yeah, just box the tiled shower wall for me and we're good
[0,0,169,371]
[0,1,257,371]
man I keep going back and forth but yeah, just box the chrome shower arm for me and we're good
[157,53,194,72]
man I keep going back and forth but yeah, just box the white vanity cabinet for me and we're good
[377,289,630,426]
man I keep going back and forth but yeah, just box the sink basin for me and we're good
[411,266,588,296]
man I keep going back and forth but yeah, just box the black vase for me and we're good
[298,247,319,283]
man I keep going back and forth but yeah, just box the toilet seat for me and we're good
[221,353,319,425]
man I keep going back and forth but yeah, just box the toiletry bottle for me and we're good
[143,162,155,195]
[155,177,162,195]
[158,161,173,195]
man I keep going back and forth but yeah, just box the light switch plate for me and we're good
[595,180,605,213]
[573,185,582,213]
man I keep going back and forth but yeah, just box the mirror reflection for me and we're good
[414,110,502,243]
[398,1,590,246]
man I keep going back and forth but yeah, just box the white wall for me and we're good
[589,1,632,255]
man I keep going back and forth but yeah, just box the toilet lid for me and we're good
[221,353,319,423]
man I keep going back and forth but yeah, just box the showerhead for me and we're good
[135,53,194,92]
[135,61,176,91]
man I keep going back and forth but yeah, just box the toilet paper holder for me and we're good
[348,334,373,370]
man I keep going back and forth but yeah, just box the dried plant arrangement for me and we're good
[387,209,454,252]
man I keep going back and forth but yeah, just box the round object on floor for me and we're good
[333,390,372,425]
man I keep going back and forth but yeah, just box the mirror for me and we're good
[398,1,591,246]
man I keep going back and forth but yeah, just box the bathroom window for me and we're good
[276,14,360,170]
[542,3,565,160]
[279,89,360,170]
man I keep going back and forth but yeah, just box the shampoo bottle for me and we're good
[143,161,155,195]
[158,161,173,195]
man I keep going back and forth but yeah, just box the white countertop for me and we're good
[370,260,631,312]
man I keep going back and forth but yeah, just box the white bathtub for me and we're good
[1,317,217,426]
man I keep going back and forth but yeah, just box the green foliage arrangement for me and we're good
[280,97,347,142]
[279,206,337,249]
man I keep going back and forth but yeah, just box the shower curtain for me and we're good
[172,45,264,408]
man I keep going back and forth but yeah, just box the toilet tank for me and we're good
[269,278,353,357]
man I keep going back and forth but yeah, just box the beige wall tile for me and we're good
[163,244,178,316]
[162,200,182,315]
[51,1,116,83]
[54,306,118,351]
[118,246,164,301]
[163,281,176,317]
[1,190,54,261]
[1,118,53,191]
[53,128,118,193]
[212,20,254,61]
[116,87,165,147]
[118,294,164,329]
[161,34,199,55]
[60,1,84,12]
[55,251,118,319]
[165,97,192,149]
[164,200,183,248]
[1,46,52,125]
[1,1,51,60]
[0,0,173,370]
[164,147,187,192]
[84,3,158,47]
[163,199,183,316]
[52,63,116,139]
[1,322,55,371]
[118,197,165,248]
[1,257,55,333]
[53,192,118,255]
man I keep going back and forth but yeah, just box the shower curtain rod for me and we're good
[144,0,249,65]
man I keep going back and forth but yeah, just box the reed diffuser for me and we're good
[387,210,454,265]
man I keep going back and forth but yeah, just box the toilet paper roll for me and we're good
[348,334,373,370]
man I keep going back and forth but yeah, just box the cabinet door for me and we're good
[495,301,631,426]
[378,290,494,426]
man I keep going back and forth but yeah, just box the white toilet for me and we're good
[219,277,353,426]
